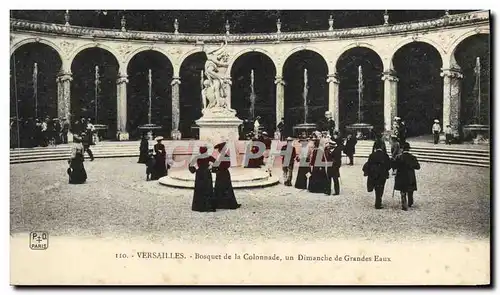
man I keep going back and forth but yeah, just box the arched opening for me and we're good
[393,42,443,137]
[283,50,328,137]
[453,34,490,126]
[10,42,62,148]
[336,47,384,133]
[71,48,119,137]
[179,52,205,139]
[126,50,173,139]
[230,52,276,136]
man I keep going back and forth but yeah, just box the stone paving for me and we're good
[10,157,490,243]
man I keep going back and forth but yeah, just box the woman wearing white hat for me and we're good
[432,119,441,144]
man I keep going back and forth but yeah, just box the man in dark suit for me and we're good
[325,139,342,195]
[343,133,357,166]
[393,142,421,211]
[363,146,391,209]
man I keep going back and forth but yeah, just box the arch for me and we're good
[335,46,384,131]
[281,45,331,74]
[227,48,277,75]
[124,46,174,75]
[333,42,383,71]
[390,37,446,70]
[449,27,490,66]
[179,47,205,70]
[11,37,64,63]
[70,42,121,70]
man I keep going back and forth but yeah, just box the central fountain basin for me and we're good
[159,167,280,189]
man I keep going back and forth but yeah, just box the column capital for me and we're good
[57,71,73,82]
[171,76,181,85]
[116,74,129,84]
[326,73,339,84]
[381,71,399,82]
[274,76,286,85]
[440,68,464,79]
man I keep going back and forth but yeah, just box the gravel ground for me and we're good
[10,158,490,243]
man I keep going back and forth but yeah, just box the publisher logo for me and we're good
[30,231,48,250]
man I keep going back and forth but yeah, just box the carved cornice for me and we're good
[10,10,489,44]
[440,68,464,79]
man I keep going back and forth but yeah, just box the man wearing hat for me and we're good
[432,119,441,144]
[393,142,420,211]
[325,138,342,195]
[281,137,297,186]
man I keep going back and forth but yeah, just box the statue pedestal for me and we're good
[195,108,243,143]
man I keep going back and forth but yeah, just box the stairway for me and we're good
[9,140,490,168]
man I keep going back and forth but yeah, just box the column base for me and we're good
[116,132,129,141]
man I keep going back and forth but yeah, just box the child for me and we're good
[145,149,156,181]
[444,124,453,145]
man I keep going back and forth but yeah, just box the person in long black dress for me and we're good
[363,146,391,209]
[213,142,241,209]
[189,146,216,212]
[308,134,328,194]
[138,133,149,164]
[294,137,311,189]
[67,135,87,184]
[151,136,167,180]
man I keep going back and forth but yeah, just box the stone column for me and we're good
[116,74,129,141]
[275,76,285,126]
[326,73,340,131]
[441,68,463,134]
[224,77,232,109]
[381,71,399,133]
[56,71,72,124]
[171,76,181,139]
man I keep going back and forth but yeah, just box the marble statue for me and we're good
[202,39,234,114]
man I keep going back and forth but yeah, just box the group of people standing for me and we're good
[137,134,170,181]
[432,119,454,145]
[364,116,420,211]
[10,116,70,148]
[189,142,241,212]
[280,129,358,196]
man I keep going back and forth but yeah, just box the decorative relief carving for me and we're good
[167,47,183,56]
[117,43,133,57]
[59,40,75,55]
